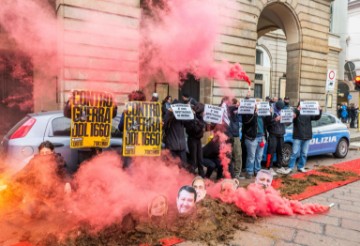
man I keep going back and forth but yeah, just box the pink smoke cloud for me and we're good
[208,183,329,217]
[216,131,232,179]
[0,0,57,69]
[141,0,251,90]
[67,151,194,228]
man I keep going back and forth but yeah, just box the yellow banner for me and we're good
[123,101,162,156]
[70,90,114,148]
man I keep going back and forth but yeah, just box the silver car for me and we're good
[1,111,122,174]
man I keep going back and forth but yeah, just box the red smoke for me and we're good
[67,151,193,228]
[208,183,329,217]
[215,131,232,179]
[0,150,331,243]
[0,0,251,112]
[0,0,57,70]
[141,0,251,89]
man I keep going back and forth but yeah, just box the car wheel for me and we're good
[282,143,292,167]
[334,138,348,158]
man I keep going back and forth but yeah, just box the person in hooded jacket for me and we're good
[264,100,287,176]
[184,103,206,176]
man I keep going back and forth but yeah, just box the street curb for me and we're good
[350,137,360,142]
[349,145,360,150]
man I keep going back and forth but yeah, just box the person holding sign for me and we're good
[264,100,287,176]
[220,97,242,179]
[118,90,147,168]
[242,106,267,179]
[280,102,322,174]
[163,100,188,167]
[184,103,206,177]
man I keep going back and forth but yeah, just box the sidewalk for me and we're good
[349,127,360,142]
[180,180,360,246]
[349,128,360,150]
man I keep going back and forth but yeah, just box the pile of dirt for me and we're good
[279,166,358,197]
[38,198,254,246]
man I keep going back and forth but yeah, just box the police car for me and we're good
[281,113,350,165]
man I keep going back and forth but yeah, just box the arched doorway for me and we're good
[257,2,301,105]
[178,73,200,102]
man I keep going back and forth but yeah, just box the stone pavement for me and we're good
[180,180,360,246]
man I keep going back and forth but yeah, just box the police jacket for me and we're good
[264,112,286,137]
[163,111,186,151]
[242,113,258,141]
[292,109,322,140]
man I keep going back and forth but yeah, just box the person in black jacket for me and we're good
[222,97,242,179]
[202,132,234,179]
[242,106,267,179]
[264,100,286,176]
[184,103,206,176]
[280,102,322,174]
[163,100,188,168]
[349,103,358,128]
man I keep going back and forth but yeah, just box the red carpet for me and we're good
[272,158,360,200]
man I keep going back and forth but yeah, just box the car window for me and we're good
[51,116,121,138]
[111,117,122,138]
[311,120,318,128]
[52,117,71,136]
[317,115,335,127]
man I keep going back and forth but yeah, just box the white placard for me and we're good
[257,102,271,116]
[280,109,293,123]
[204,104,225,124]
[238,98,256,114]
[221,103,230,125]
[326,69,336,92]
[300,101,319,115]
[170,104,194,120]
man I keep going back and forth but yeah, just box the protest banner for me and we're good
[204,104,224,124]
[238,98,256,114]
[257,102,271,116]
[123,101,162,156]
[280,109,293,123]
[70,90,114,148]
[170,104,194,120]
[300,101,320,115]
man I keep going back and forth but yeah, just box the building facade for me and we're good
[0,0,343,115]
